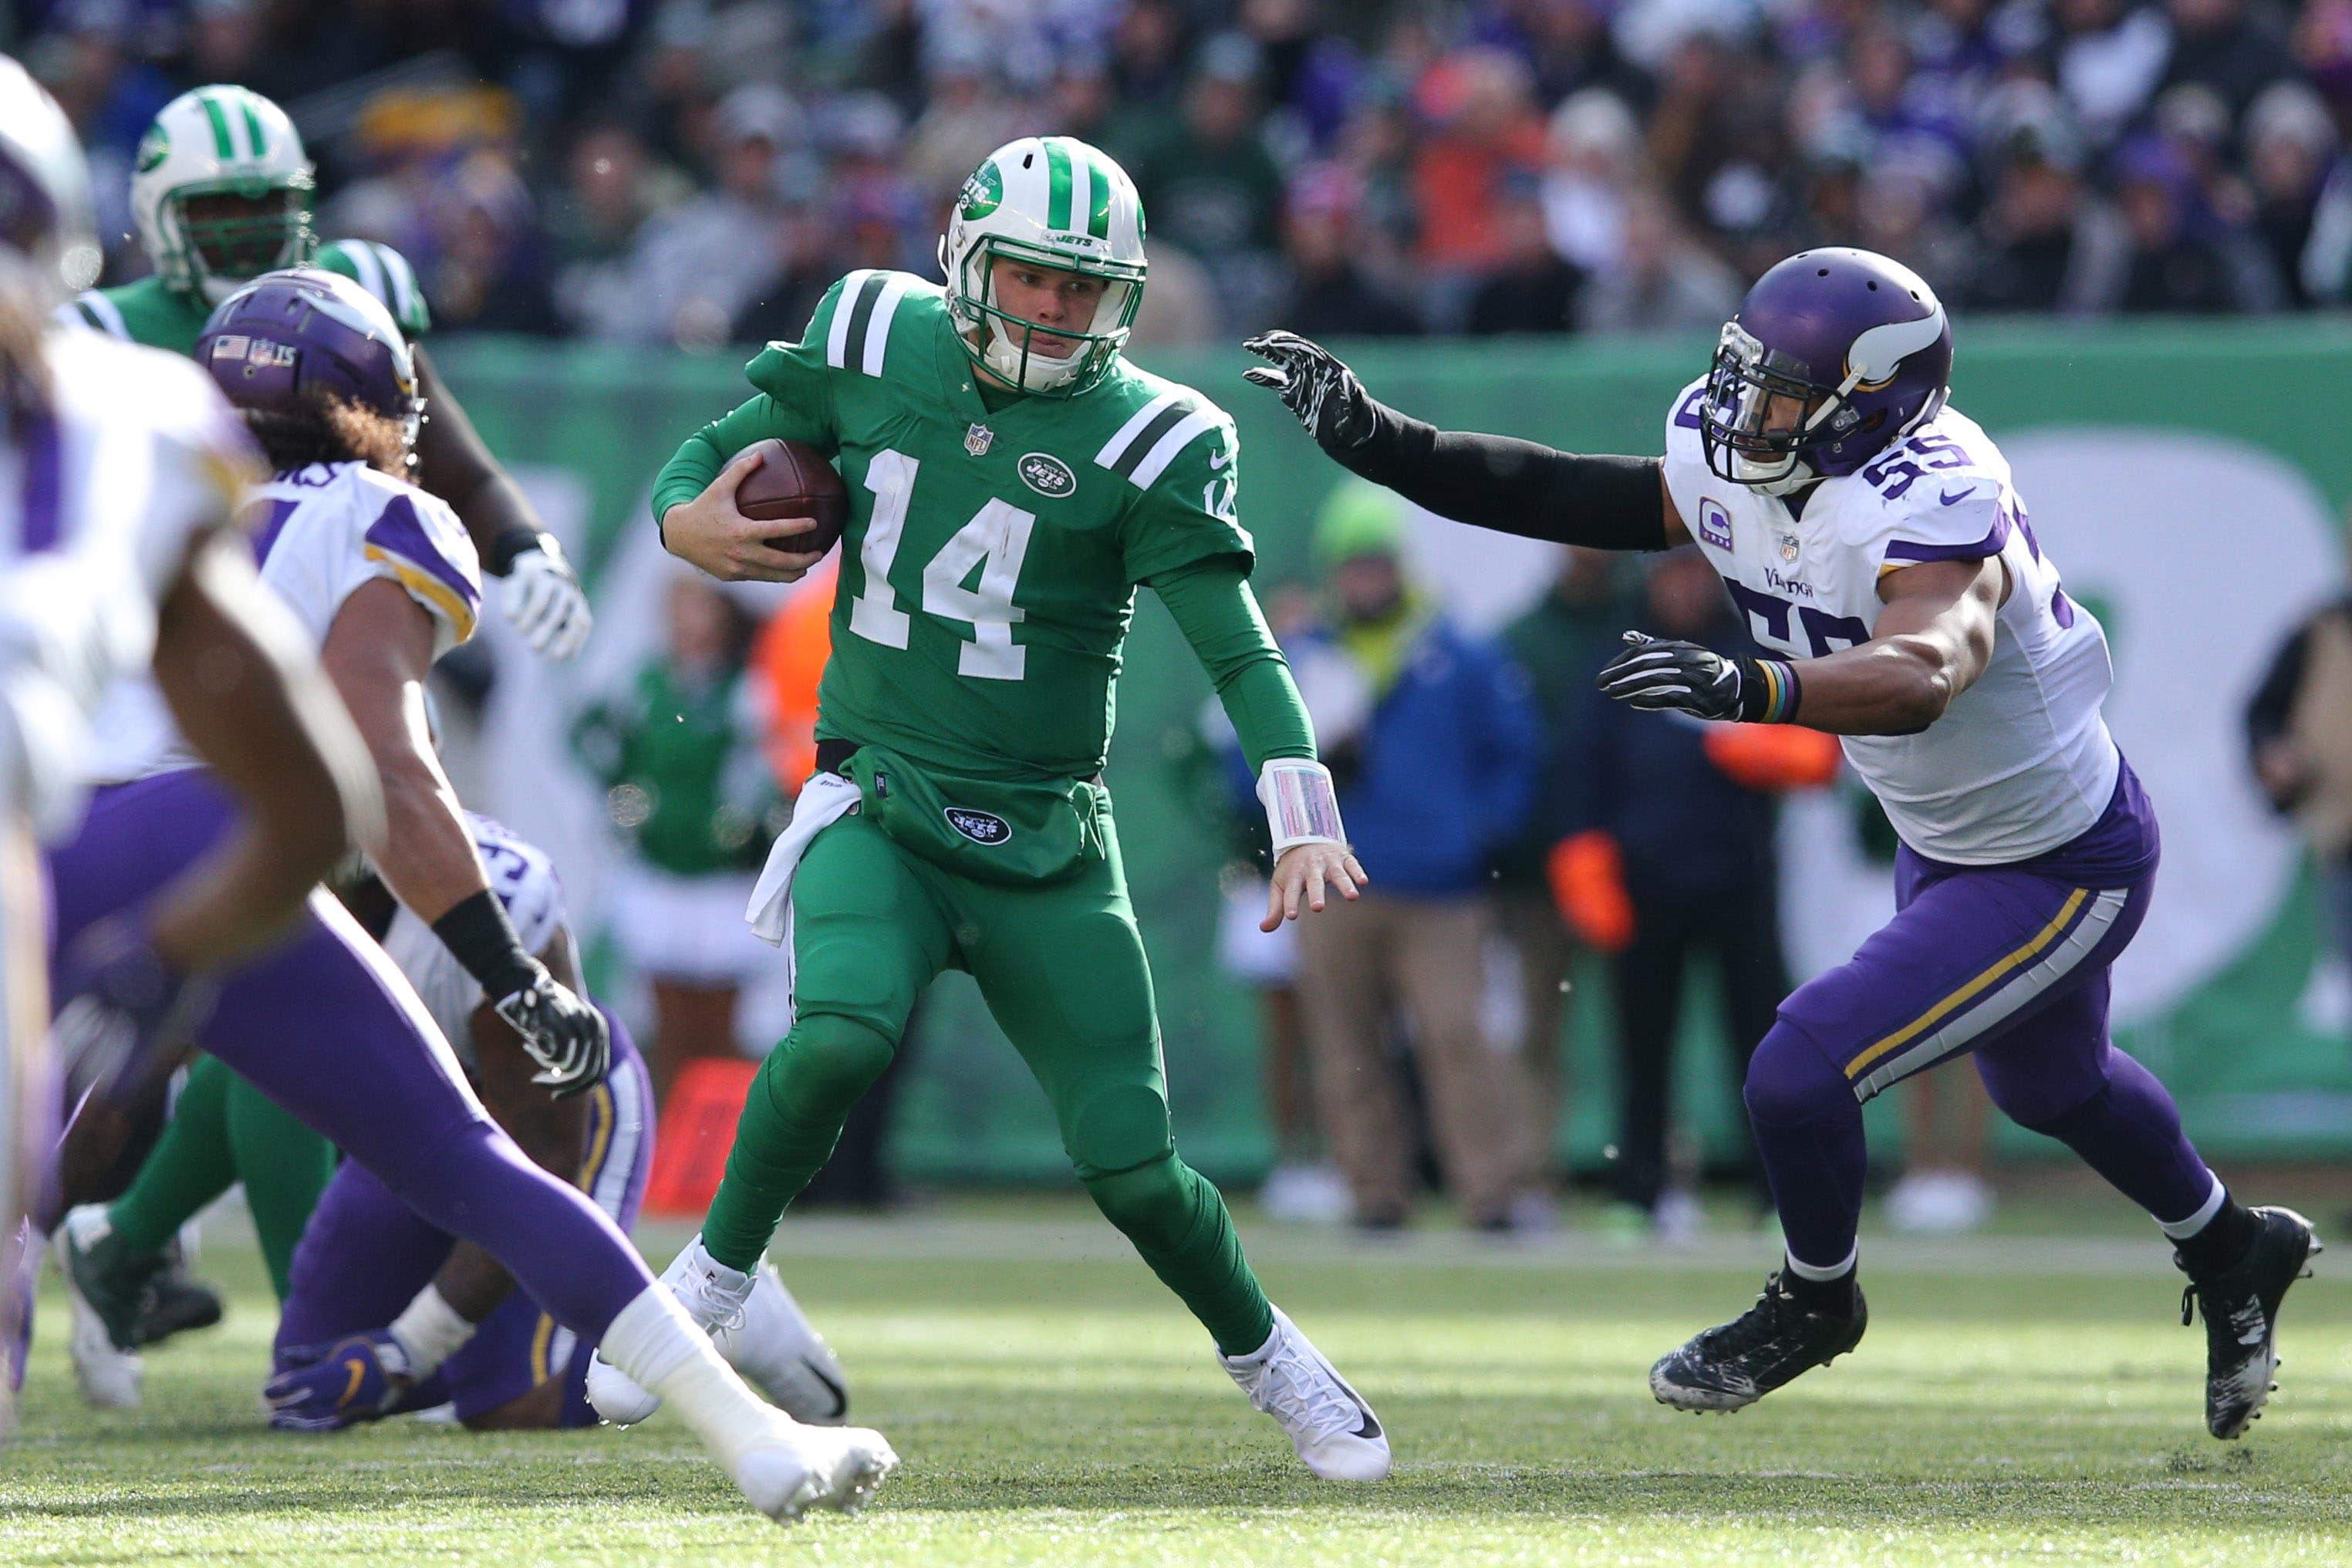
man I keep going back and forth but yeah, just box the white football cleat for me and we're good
[730,1412,899,1522]
[589,1238,849,1427]
[1222,1305,1390,1481]
[52,1207,143,1410]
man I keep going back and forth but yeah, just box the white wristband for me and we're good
[1256,757,1346,858]
[387,1283,477,1378]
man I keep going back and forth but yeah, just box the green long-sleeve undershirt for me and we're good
[1150,560,1317,776]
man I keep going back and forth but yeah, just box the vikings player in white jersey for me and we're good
[0,59,377,1418]
[262,809,844,1435]
[1247,248,2318,1440]
[38,263,897,1516]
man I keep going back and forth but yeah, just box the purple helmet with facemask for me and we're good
[1700,247,1952,492]
[195,267,421,453]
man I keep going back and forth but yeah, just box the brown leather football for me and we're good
[734,438,849,555]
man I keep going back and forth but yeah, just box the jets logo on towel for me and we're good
[944,807,1012,845]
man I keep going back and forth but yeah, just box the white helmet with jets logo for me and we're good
[132,85,315,305]
[938,136,1146,396]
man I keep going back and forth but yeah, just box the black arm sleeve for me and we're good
[1334,400,1669,551]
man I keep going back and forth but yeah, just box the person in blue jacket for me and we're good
[1277,483,1546,1232]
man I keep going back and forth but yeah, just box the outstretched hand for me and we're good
[1241,331,1378,452]
[1263,841,1369,932]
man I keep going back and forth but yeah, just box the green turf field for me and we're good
[5,1189,2350,1566]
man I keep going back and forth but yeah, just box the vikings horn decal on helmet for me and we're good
[937,136,1146,397]
[132,86,316,305]
[1700,247,1953,493]
[0,57,103,306]
[197,268,423,453]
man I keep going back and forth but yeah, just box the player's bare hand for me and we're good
[1264,841,1368,931]
[661,447,828,584]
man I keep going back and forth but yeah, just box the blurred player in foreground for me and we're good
[1249,246,2319,1441]
[0,58,376,1429]
[42,265,893,1518]
[52,81,593,1351]
[609,137,1390,1482]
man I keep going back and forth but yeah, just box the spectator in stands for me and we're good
[1967,117,2131,313]
[550,123,693,336]
[2161,0,2297,123]
[1578,184,1742,334]
[1288,484,1544,1235]
[1123,32,1288,333]
[1497,547,1640,1192]
[2239,81,2340,304]
[1274,162,1419,338]
[594,82,805,348]
[2106,133,2279,312]
[1540,88,1642,279]
[1412,46,1548,325]
[1551,549,1836,1242]
[1466,175,1588,335]
[572,573,774,1108]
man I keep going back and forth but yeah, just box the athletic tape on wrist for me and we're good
[1257,758,1346,856]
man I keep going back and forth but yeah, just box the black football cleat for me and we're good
[1650,1271,1868,1412]
[133,1249,225,1347]
[2178,1206,2320,1439]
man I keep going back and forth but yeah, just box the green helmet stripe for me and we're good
[1044,140,1073,232]
[1085,153,1112,239]
[199,91,238,160]
[241,97,268,159]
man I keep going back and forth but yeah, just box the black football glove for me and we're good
[1242,330,1378,452]
[1594,632,1748,721]
[491,963,610,1099]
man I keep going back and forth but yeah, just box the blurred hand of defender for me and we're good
[661,446,830,585]
[1262,842,1369,932]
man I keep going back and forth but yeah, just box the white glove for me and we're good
[498,541,592,659]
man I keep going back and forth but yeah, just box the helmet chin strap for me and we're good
[981,315,1085,392]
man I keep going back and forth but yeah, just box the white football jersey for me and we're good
[379,811,568,1064]
[1662,376,2119,865]
[86,458,479,782]
[0,328,253,828]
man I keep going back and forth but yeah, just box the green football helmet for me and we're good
[937,136,1146,397]
[131,85,316,304]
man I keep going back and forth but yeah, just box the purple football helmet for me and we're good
[1700,248,1952,491]
[196,267,421,450]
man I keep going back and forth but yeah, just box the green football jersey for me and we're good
[711,268,1252,784]
[63,239,432,355]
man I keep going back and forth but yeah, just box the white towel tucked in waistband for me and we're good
[745,770,862,947]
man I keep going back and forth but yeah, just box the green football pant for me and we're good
[702,804,1274,1357]
[106,1055,337,1301]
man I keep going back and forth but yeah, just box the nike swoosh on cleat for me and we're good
[803,1357,848,1420]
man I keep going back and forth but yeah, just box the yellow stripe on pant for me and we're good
[1844,887,2090,1081]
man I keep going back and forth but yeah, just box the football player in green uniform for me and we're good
[59,85,591,658]
[49,85,592,1398]
[591,137,1391,1481]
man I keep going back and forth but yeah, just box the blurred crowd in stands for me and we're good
[21,0,2352,349]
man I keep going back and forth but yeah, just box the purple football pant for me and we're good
[1746,767,2213,1272]
[273,1011,653,1425]
[46,771,653,1345]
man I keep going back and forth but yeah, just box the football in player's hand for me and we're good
[734,438,848,556]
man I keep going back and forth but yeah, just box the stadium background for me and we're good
[18,0,2352,1179]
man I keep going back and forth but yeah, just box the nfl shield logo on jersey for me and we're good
[965,423,995,457]
[1777,529,1800,562]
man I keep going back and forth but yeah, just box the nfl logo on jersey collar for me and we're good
[965,423,994,457]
